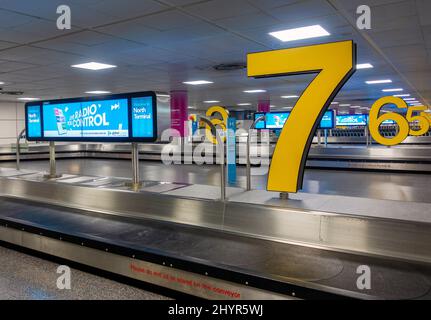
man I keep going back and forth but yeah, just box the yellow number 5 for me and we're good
[248,41,356,193]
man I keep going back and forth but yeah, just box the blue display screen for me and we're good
[131,97,154,138]
[43,99,129,138]
[336,115,368,127]
[25,91,157,142]
[26,105,42,138]
[254,110,335,130]
[266,112,290,129]
[319,110,335,129]
[254,113,266,129]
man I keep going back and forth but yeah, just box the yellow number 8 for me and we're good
[369,96,410,146]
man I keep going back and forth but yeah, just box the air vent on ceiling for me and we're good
[0,88,23,95]
[213,62,246,71]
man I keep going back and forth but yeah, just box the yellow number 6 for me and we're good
[248,41,356,193]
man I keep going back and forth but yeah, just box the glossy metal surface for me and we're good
[247,116,266,191]
[198,116,225,201]
[2,142,431,172]
[1,177,430,265]
[0,225,290,300]
[15,129,26,171]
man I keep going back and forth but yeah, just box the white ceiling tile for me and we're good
[184,0,260,20]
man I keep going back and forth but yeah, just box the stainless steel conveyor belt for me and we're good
[0,197,430,300]
[2,142,431,172]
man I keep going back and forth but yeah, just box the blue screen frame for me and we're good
[254,110,335,130]
[25,91,157,142]
[26,105,42,138]
[336,114,368,127]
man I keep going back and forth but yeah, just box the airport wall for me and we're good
[0,101,25,145]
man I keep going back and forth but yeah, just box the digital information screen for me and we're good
[336,114,368,127]
[254,110,335,130]
[319,110,335,129]
[25,91,157,142]
[26,105,42,138]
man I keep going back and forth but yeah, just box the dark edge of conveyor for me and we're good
[0,215,371,301]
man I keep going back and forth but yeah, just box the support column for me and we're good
[258,99,270,113]
[170,90,188,163]
[170,90,188,137]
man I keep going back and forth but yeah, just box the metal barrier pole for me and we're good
[16,129,26,171]
[131,142,141,190]
[247,116,265,191]
[365,126,370,147]
[199,116,226,201]
[317,129,322,146]
[44,141,61,179]
[324,129,328,147]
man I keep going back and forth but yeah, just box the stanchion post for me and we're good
[16,129,26,171]
[44,141,62,179]
[324,129,328,147]
[246,116,265,191]
[129,142,142,191]
[199,116,226,201]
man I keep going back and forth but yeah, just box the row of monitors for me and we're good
[255,110,336,130]
[25,91,157,142]
[254,112,395,130]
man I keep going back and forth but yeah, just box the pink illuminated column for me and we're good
[258,99,270,113]
[170,90,188,137]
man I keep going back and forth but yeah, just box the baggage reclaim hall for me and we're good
[0,0,430,301]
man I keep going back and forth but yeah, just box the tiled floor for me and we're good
[0,246,168,300]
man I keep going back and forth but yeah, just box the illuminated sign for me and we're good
[25,91,157,142]
[248,41,430,194]
[205,106,229,144]
[248,40,356,193]
[26,105,42,138]
[369,97,430,146]
[255,110,335,130]
[336,114,368,127]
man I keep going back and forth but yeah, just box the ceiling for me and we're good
[0,0,430,114]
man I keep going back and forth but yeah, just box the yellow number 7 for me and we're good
[248,41,356,193]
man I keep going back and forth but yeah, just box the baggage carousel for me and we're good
[0,168,430,300]
[3,141,431,172]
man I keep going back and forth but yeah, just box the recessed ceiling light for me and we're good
[244,89,266,93]
[237,103,252,106]
[269,25,330,42]
[0,82,5,85]
[351,106,361,108]
[188,106,196,109]
[183,80,213,85]
[331,102,339,105]
[340,104,351,107]
[204,100,220,104]
[366,79,392,84]
[403,98,416,101]
[356,63,374,69]
[393,94,410,97]
[382,88,403,92]
[18,97,39,101]
[71,62,117,71]
[281,95,299,99]
[85,91,111,95]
